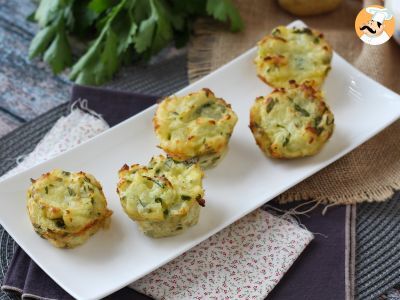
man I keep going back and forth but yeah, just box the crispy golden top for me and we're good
[27,169,112,236]
[255,26,332,88]
[153,89,238,161]
[250,82,335,158]
[117,155,205,222]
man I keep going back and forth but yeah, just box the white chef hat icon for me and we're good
[366,7,393,23]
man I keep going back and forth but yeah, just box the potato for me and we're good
[249,82,334,158]
[27,169,112,248]
[278,0,343,17]
[154,88,238,168]
[255,26,332,89]
[117,155,205,238]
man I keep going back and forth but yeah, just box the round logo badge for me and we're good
[355,5,395,45]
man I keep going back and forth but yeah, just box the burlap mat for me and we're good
[188,0,400,205]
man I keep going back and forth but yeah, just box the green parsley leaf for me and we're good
[67,187,76,196]
[206,0,244,32]
[88,0,116,14]
[29,25,58,59]
[29,0,74,73]
[294,104,310,117]
[134,14,156,53]
[266,99,276,113]
[34,0,65,27]
[43,19,72,74]
[71,1,99,36]
[69,1,126,84]
[29,0,243,85]
[283,133,291,147]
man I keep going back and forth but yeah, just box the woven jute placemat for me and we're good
[188,0,400,205]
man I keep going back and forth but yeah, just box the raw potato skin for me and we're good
[255,26,332,89]
[117,155,205,238]
[27,169,112,248]
[278,0,343,17]
[153,88,238,169]
[249,82,335,158]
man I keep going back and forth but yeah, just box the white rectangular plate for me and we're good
[1,21,399,299]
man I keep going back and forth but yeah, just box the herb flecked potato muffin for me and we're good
[153,88,238,169]
[255,26,333,89]
[278,0,343,17]
[27,169,112,248]
[117,155,205,238]
[249,82,334,158]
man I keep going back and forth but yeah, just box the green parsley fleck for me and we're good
[144,176,165,189]
[314,116,322,128]
[266,99,277,113]
[326,117,334,125]
[212,156,220,163]
[314,116,326,135]
[315,127,324,135]
[67,187,75,196]
[293,28,312,35]
[272,28,281,36]
[294,104,310,117]
[283,133,291,147]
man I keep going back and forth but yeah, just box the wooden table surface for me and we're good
[0,0,71,138]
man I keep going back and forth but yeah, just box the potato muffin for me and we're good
[153,88,238,169]
[278,0,343,17]
[117,155,205,238]
[27,169,112,248]
[255,26,332,89]
[249,82,334,158]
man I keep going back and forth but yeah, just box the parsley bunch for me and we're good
[28,0,243,85]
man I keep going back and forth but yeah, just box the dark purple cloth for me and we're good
[2,85,347,300]
[71,85,159,127]
[266,204,346,300]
